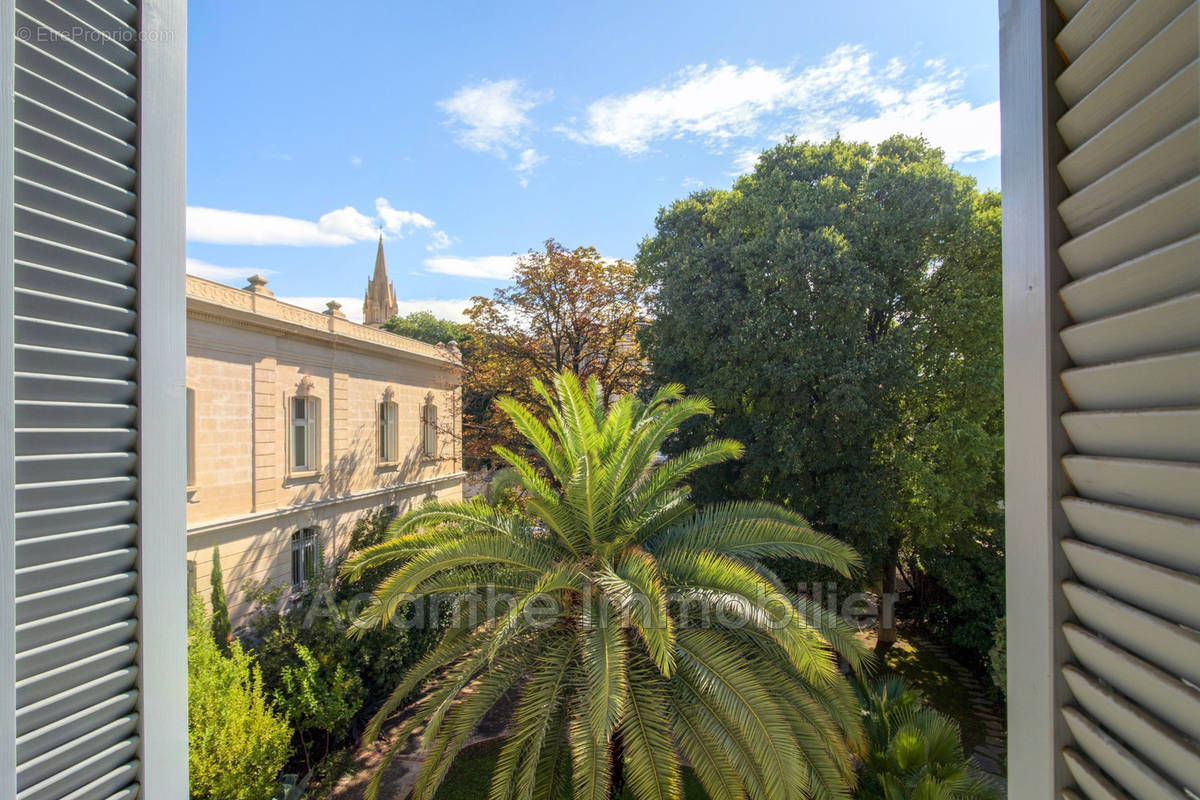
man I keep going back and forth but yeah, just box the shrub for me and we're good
[238,508,450,774]
[855,676,997,800]
[273,643,364,770]
[188,599,291,800]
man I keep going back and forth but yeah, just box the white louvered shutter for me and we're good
[1016,1,1200,797]
[3,0,187,797]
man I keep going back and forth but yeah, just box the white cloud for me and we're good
[424,255,520,280]
[514,148,546,187]
[187,197,439,246]
[681,176,706,189]
[427,230,453,251]
[188,206,359,246]
[731,148,762,175]
[438,79,549,156]
[278,296,473,324]
[375,197,435,236]
[186,258,276,282]
[568,45,999,164]
[349,155,363,167]
[317,205,378,241]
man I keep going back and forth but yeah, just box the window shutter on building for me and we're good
[1003,1,1199,798]
[2,0,187,797]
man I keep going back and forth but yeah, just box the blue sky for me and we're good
[187,1,1000,322]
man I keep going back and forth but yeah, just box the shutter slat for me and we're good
[15,475,137,512]
[17,452,137,484]
[16,596,137,652]
[14,68,135,142]
[16,260,135,308]
[54,760,139,800]
[16,121,135,190]
[1062,408,1200,461]
[14,666,137,737]
[1057,119,1200,236]
[16,147,135,214]
[16,572,136,624]
[15,400,136,429]
[14,9,136,97]
[1061,707,1186,800]
[16,714,137,794]
[15,0,136,73]
[16,318,136,359]
[1058,4,1199,149]
[16,643,136,709]
[1060,292,1200,366]
[1059,60,1199,192]
[1061,349,1200,410]
[1064,666,1200,792]
[1063,749,1133,800]
[13,204,134,261]
[1065,624,1200,742]
[13,37,134,117]
[1063,497,1200,574]
[15,619,136,681]
[14,691,136,769]
[17,428,136,455]
[15,501,135,541]
[15,287,135,332]
[1058,175,1200,279]
[16,345,136,379]
[1057,0,1136,62]
[1057,0,1089,20]
[1061,455,1200,518]
[16,548,135,596]
[16,234,134,285]
[1060,234,1200,323]
[1062,540,1200,629]
[1064,582,1200,699]
[15,371,136,405]
[16,735,138,799]
[1056,0,1192,105]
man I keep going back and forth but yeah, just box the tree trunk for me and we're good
[875,536,901,656]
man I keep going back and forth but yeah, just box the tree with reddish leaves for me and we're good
[463,239,650,468]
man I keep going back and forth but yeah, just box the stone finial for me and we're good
[324,300,346,318]
[245,274,274,296]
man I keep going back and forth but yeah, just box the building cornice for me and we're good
[186,275,463,369]
[186,471,467,537]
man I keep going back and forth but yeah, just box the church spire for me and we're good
[363,234,399,326]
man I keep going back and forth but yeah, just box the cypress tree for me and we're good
[209,546,231,652]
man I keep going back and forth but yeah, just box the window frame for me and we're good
[288,395,321,475]
[378,400,399,464]
[421,401,438,460]
[290,528,321,587]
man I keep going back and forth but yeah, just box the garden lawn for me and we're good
[432,739,709,800]
[880,636,989,752]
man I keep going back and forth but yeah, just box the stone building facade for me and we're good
[184,272,463,624]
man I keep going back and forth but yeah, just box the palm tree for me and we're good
[854,677,997,800]
[344,371,872,800]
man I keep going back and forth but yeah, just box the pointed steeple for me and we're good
[363,233,398,326]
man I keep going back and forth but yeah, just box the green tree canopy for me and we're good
[381,310,469,346]
[345,372,870,800]
[638,136,1000,650]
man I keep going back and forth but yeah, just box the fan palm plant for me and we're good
[854,677,997,800]
[344,371,872,800]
